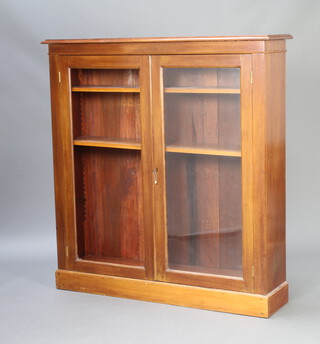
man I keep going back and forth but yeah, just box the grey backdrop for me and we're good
[1,0,320,343]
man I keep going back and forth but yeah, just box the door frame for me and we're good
[151,54,254,292]
[55,55,155,280]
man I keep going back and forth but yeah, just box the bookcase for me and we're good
[42,35,292,317]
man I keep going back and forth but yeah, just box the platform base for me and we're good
[56,270,288,318]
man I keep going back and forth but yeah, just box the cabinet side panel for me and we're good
[252,54,268,294]
[252,50,287,294]
[265,52,286,292]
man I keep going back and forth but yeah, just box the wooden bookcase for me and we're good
[42,35,292,317]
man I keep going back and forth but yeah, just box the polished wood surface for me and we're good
[49,54,69,269]
[72,86,140,93]
[71,68,140,141]
[252,50,287,294]
[45,35,291,317]
[164,87,240,94]
[74,137,141,150]
[74,259,145,279]
[58,55,154,279]
[52,56,79,271]
[151,54,254,292]
[43,36,292,56]
[165,146,241,157]
[56,270,289,318]
[42,34,293,44]
[72,92,140,139]
[71,67,139,86]
[46,41,265,55]
[74,147,144,264]
[238,55,254,293]
[265,51,286,293]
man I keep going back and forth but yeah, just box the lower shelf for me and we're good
[56,270,288,318]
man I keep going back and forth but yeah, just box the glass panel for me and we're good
[163,68,239,88]
[164,94,240,151]
[72,68,144,267]
[71,69,139,87]
[74,147,144,266]
[164,67,242,277]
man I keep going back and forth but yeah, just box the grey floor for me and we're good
[1,236,320,344]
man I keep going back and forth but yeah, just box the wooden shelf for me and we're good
[164,87,240,94]
[168,226,241,238]
[72,86,140,93]
[79,255,144,267]
[74,136,141,150]
[168,263,242,278]
[166,145,241,157]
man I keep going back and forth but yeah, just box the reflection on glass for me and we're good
[71,69,139,87]
[164,68,242,277]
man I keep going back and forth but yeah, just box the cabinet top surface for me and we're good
[42,35,292,44]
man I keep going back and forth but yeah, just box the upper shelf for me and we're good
[74,136,141,150]
[166,145,241,157]
[164,87,240,94]
[72,86,140,93]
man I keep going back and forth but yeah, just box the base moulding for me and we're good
[56,269,288,318]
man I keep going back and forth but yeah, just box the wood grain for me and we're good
[152,55,252,291]
[72,68,139,87]
[74,258,145,279]
[164,87,240,94]
[217,68,242,271]
[58,55,154,279]
[56,270,289,318]
[219,157,242,270]
[42,34,293,44]
[72,86,140,93]
[165,146,241,157]
[53,57,79,270]
[49,54,68,269]
[72,92,141,140]
[138,55,156,280]
[164,66,221,271]
[238,55,255,292]
[268,282,289,316]
[45,36,291,316]
[46,41,265,56]
[265,51,286,292]
[74,147,144,265]
[74,137,141,150]
[251,50,286,294]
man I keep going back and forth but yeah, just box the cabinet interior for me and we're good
[163,67,242,277]
[71,68,144,266]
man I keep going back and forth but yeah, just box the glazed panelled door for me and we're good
[58,56,154,280]
[152,55,254,292]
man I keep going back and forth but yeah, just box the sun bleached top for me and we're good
[41,35,293,44]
